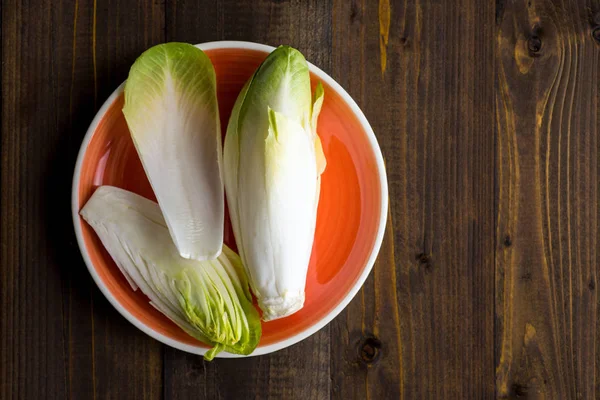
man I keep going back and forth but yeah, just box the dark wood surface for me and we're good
[1,0,599,398]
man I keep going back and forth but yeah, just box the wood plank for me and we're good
[164,330,330,400]
[1,1,81,397]
[162,1,333,399]
[329,0,497,398]
[495,0,600,397]
[1,0,164,398]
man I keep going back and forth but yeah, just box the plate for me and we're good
[72,41,388,357]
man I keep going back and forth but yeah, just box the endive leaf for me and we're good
[311,82,324,133]
[123,42,223,261]
[80,186,261,360]
[311,82,326,175]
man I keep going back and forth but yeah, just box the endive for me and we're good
[224,46,326,321]
[123,42,223,261]
[80,186,261,360]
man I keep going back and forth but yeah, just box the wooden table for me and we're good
[1,0,599,398]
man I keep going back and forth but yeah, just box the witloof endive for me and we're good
[80,186,261,360]
[223,46,326,321]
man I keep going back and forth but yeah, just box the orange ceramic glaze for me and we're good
[77,47,383,349]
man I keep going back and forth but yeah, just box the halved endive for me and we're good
[80,186,261,360]
[123,43,223,261]
[223,46,326,321]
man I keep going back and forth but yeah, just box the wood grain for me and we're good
[1,0,599,399]
[495,0,600,397]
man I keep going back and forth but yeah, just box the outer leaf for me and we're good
[311,82,324,133]
[123,42,223,261]
[311,82,326,175]
[80,186,261,360]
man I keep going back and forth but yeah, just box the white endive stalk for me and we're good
[123,43,223,261]
[224,46,326,321]
[80,186,261,360]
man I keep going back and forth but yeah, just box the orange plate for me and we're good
[76,46,384,350]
